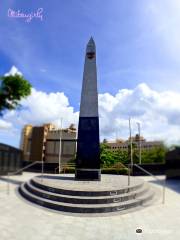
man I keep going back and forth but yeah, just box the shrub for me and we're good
[61,167,75,174]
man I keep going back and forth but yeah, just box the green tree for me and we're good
[0,74,31,115]
[100,143,113,167]
[100,143,167,167]
[100,143,129,167]
[114,149,129,165]
[141,146,167,163]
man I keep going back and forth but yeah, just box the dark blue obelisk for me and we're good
[75,37,101,181]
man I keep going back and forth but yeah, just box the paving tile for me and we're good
[0,173,179,240]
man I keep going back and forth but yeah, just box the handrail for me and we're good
[7,161,42,195]
[133,164,160,181]
[55,165,63,174]
[8,161,42,177]
[55,165,59,174]
[55,163,75,174]
[132,164,166,204]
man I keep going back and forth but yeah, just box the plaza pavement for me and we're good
[0,172,180,240]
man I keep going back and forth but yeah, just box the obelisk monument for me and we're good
[75,37,101,181]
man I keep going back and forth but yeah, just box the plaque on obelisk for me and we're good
[75,37,101,181]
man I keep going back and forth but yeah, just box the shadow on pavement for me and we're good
[36,175,75,181]
[149,178,180,194]
[0,177,23,185]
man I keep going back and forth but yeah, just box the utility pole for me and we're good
[129,117,133,172]
[58,118,63,174]
[136,122,142,165]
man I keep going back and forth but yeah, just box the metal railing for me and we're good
[55,163,75,174]
[7,161,43,195]
[55,163,127,174]
[128,163,166,204]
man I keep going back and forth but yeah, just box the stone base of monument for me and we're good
[18,174,157,215]
[75,169,101,181]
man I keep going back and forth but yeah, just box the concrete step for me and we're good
[24,181,149,204]
[30,178,144,197]
[19,183,154,213]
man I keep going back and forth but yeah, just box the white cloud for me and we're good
[99,83,180,145]
[0,119,12,129]
[5,65,22,76]
[2,88,79,129]
[1,83,180,147]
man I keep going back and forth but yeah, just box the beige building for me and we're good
[20,124,33,161]
[20,123,77,164]
[105,134,163,152]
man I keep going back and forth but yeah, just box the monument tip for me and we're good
[88,36,95,45]
[86,37,96,53]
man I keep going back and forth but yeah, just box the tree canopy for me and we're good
[100,143,167,167]
[0,74,32,115]
[100,143,129,167]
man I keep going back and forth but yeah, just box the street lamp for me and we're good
[136,122,141,165]
[58,118,63,174]
[129,117,133,171]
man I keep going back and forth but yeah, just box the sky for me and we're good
[1,0,180,147]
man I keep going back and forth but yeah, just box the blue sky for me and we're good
[1,0,180,147]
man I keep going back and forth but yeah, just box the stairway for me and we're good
[18,175,156,214]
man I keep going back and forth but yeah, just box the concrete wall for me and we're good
[0,143,22,175]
